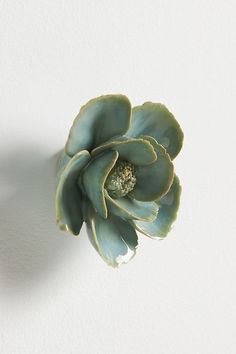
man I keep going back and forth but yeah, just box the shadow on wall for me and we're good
[0,145,84,296]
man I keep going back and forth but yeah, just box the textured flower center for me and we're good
[105,160,136,198]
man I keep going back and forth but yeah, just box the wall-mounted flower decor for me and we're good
[55,95,184,267]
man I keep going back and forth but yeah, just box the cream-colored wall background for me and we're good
[0,1,235,353]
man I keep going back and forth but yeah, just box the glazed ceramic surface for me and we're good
[55,95,183,267]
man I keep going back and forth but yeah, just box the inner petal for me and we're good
[105,160,136,198]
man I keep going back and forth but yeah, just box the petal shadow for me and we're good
[0,145,85,297]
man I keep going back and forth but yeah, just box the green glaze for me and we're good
[131,175,181,238]
[56,94,183,267]
[82,150,118,218]
[86,204,138,267]
[130,136,174,202]
[65,95,131,156]
[91,137,157,165]
[126,102,184,160]
[105,190,158,222]
[55,150,90,235]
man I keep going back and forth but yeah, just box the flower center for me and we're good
[105,160,136,198]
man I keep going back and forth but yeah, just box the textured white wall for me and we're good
[0,1,235,353]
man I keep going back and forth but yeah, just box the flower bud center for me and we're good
[105,160,136,198]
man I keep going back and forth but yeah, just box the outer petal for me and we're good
[65,95,131,156]
[132,175,181,238]
[105,190,158,222]
[55,150,90,235]
[56,150,71,184]
[130,136,174,202]
[127,102,184,159]
[82,150,119,219]
[57,150,71,173]
[86,205,138,267]
[91,137,157,165]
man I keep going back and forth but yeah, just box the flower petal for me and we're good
[92,137,157,165]
[82,150,119,219]
[55,150,90,235]
[56,150,71,184]
[132,175,181,238]
[65,95,131,156]
[130,136,174,202]
[105,190,158,222]
[127,102,184,159]
[86,205,138,267]
[57,150,71,173]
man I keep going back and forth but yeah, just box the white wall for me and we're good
[0,1,235,353]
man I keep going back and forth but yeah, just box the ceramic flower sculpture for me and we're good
[55,95,184,267]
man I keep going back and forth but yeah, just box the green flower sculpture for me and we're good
[55,95,184,267]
